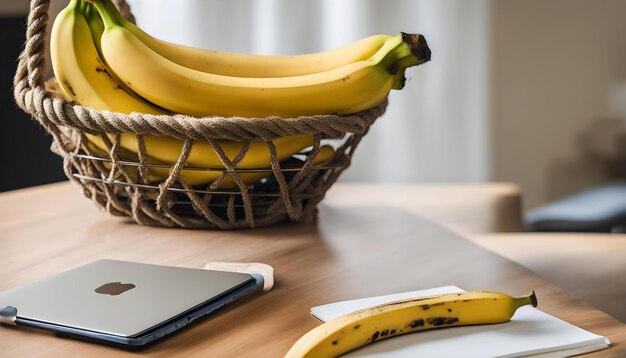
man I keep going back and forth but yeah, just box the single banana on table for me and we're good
[285,290,537,358]
[87,0,431,118]
[51,0,316,187]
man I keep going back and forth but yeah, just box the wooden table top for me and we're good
[1,182,625,357]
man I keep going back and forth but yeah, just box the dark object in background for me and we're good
[0,16,66,192]
[526,182,626,233]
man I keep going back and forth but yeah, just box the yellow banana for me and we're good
[147,145,335,188]
[50,0,163,114]
[103,0,390,78]
[87,133,315,187]
[52,0,314,188]
[85,132,314,188]
[285,290,537,358]
[89,0,431,118]
[91,143,335,188]
[87,133,312,169]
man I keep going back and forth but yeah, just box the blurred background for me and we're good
[2,0,626,211]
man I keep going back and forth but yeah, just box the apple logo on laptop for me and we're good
[95,282,136,296]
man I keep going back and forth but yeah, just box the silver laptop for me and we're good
[0,259,262,348]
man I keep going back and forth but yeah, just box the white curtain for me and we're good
[127,0,490,182]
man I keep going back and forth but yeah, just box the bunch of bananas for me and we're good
[50,0,430,188]
[286,290,537,357]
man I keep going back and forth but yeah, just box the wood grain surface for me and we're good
[0,182,624,357]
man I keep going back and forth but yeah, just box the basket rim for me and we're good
[33,84,388,141]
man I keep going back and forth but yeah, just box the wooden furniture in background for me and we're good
[469,233,626,323]
[0,182,624,357]
[325,183,523,233]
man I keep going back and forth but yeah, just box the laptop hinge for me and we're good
[0,306,17,326]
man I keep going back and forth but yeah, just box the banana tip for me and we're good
[529,290,538,307]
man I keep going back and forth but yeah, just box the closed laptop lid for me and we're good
[0,260,254,337]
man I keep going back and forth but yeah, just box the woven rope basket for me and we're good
[13,0,387,229]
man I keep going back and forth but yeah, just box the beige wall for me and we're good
[491,0,626,209]
[0,0,66,14]
[0,1,30,16]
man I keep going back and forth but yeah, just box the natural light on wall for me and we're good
[126,0,491,183]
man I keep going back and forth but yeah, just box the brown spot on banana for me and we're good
[370,331,380,342]
[63,80,76,97]
[95,66,114,80]
[421,302,445,310]
[408,318,425,328]
[426,317,459,327]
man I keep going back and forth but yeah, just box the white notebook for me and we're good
[311,286,610,358]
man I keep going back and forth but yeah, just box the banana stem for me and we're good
[67,0,82,13]
[380,34,430,90]
[528,290,538,307]
[514,290,538,310]
[104,0,130,25]
[85,0,118,28]
[387,34,430,72]
[401,33,432,62]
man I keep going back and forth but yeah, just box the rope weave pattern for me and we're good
[13,0,386,229]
